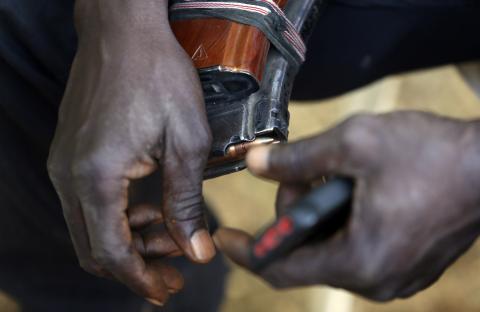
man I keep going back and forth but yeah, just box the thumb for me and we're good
[246,136,343,183]
[162,169,215,264]
[213,228,253,269]
[161,138,215,264]
[246,115,375,183]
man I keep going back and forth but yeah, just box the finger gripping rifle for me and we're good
[170,0,326,178]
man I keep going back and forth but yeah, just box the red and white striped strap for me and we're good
[170,0,306,65]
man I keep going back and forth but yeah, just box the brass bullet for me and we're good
[207,137,280,167]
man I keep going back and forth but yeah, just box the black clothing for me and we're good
[0,0,479,310]
[293,2,480,100]
[336,0,477,7]
[0,1,227,311]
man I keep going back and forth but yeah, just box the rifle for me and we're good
[170,0,355,270]
[170,0,324,178]
[171,1,287,104]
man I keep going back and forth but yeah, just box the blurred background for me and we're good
[1,64,480,311]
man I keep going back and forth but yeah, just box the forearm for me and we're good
[74,0,175,47]
[60,0,193,134]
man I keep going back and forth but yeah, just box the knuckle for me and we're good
[91,249,120,269]
[91,245,134,271]
[339,114,381,162]
[172,115,212,154]
[350,237,403,293]
[366,287,398,302]
[184,131,212,157]
[199,126,213,150]
[46,156,57,175]
[71,157,111,182]
[353,267,399,302]
[268,142,307,176]
[340,114,376,148]
[354,258,388,289]
[79,259,104,276]
[168,129,212,172]
[343,113,376,129]
[91,251,111,268]
[355,270,382,289]
[47,155,68,180]
[280,142,305,165]
[168,190,204,221]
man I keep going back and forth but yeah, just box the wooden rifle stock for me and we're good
[171,0,287,102]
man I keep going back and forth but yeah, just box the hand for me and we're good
[214,111,480,301]
[47,0,214,305]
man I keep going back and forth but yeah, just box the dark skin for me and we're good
[45,0,480,305]
[214,111,480,301]
[47,0,214,305]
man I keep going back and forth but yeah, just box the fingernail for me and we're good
[168,288,179,294]
[190,229,216,263]
[146,298,164,306]
[246,146,271,174]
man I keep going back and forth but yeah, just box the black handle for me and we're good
[250,178,354,272]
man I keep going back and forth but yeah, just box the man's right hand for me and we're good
[215,111,480,301]
[47,0,214,305]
